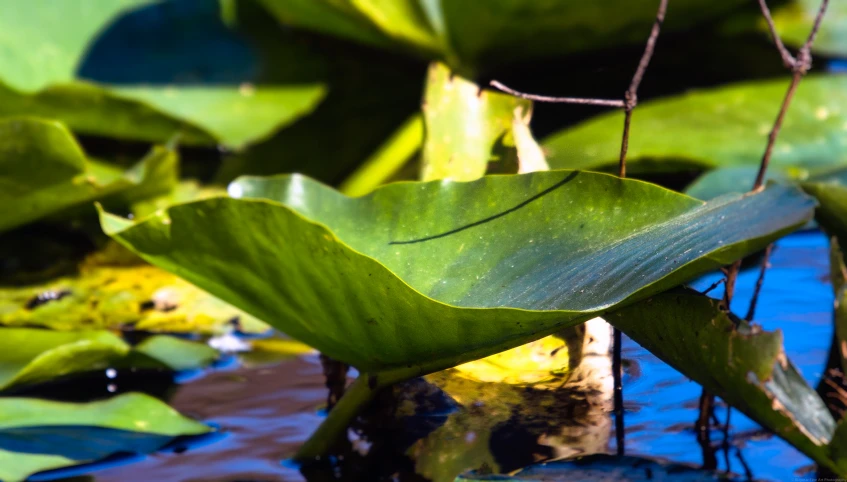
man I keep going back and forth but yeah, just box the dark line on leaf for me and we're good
[389,171,580,245]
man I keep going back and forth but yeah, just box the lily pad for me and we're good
[607,289,843,474]
[0,241,268,335]
[0,328,218,392]
[544,75,847,173]
[0,329,129,392]
[101,170,813,378]
[0,392,210,482]
[0,0,326,148]
[0,117,177,233]
[256,0,746,72]
[455,454,742,481]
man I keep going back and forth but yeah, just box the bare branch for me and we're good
[755,0,797,68]
[751,0,829,191]
[489,81,625,107]
[745,244,774,321]
[619,0,668,177]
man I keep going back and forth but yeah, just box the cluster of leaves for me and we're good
[2,0,847,480]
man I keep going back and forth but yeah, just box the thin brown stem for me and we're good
[751,0,829,191]
[719,260,742,312]
[745,244,774,321]
[755,0,797,68]
[696,388,715,438]
[751,73,803,191]
[489,81,625,107]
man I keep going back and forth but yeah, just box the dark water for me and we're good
[31,230,832,481]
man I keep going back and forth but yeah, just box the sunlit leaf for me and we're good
[771,0,847,58]
[0,0,325,148]
[257,0,747,72]
[544,75,847,174]
[101,171,813,379]
[0,393,210,482]
[607,289,843,474]
[131,335,218,372]
[0,118,177,233]
[0,241,268,335]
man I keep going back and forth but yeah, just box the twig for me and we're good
[489,0,668,177]
[700,277,726,296]
[719,260,742,313]
[489,81,625,107]
[620,0,669,177]
[745,244,775,321]
[751,0,829,191]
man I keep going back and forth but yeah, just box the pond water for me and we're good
[28,230,833,482]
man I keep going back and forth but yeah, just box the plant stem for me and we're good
[745,244,774,321]
[339,114,423,196]
[294,375,380,461]
[613,328,625,456]
[320,354,350,411]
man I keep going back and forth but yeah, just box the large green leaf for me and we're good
[0,0,325,148]
[0,118,177,233]
[544,75,847,173]
[0,392,210,482]
[607,290,845,474]
[0,328,218,392]
[257,0,747,72]
[100,170,814,379]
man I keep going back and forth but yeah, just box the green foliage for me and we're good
[545,75,847,174]
[608,290,845,473]
[771,0,847,57]
[257,0,748,72]
[102,172,813,376]
[0,118,176,233]
[0,393,210,482]
[0,0,325,148]
[0,328,217,392]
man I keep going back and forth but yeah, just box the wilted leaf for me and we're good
[544,75,847,174]
[0,392,210,482]
[0,0,325,148]
[101,170,813,380]
[607,289,842,474]
[0,118,177,233]
[421,63,530,181]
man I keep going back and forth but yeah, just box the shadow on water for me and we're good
[24,230,834,481]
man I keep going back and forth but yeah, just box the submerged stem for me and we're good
[295,375,382,461]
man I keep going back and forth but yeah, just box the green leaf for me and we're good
[0,0,325,148]
[802,167,847,242]
[421,63,529,181]
[0,328,219,392]
[257,0,747,72]
[771,0,847,58]
[0,329,129,392]
[455,454,739,481]
[100,170,814,378]
[131,335,219,372]
[0,392,210,482]
[544,75,847,173]
[606,290,842,474]
[0,118,177,233]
